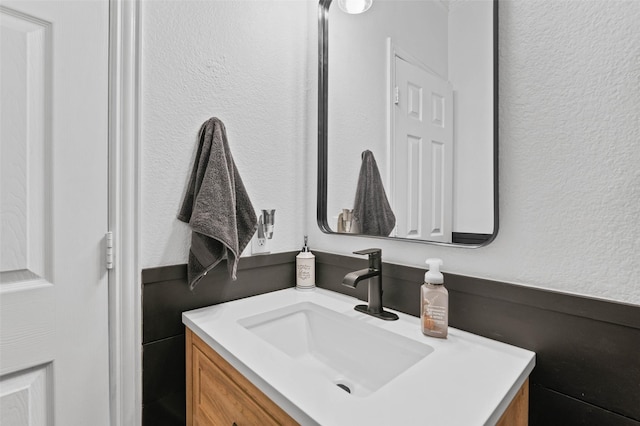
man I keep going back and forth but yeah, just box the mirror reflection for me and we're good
[318,0,497,245]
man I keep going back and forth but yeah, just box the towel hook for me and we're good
[257,209,276,240]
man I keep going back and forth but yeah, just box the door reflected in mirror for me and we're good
[318,0,497,246]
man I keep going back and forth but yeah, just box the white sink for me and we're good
[238,302,433,396]
[183,288,535,425]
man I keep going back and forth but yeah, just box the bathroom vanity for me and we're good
[183,288,535,425]
[186,330,297,425]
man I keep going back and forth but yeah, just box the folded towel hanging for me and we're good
[178,117,258,290]
[352,150,396,237]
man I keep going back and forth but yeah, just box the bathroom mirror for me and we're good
[318,0,497,246]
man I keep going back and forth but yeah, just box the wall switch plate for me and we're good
[251,235,270,255]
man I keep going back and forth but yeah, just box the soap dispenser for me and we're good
[421,258,448,338]
[296,236,315,290]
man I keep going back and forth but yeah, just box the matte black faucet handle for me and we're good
[353,248,381,256]
[353,248,381,270]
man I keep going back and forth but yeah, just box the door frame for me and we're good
[108,0,142,425]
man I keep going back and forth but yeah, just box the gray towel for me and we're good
[352,150,396,236]
[178,117,258,290]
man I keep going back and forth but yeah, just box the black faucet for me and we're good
[342,248,399,321]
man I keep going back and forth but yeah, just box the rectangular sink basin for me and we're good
[238,302,433,396]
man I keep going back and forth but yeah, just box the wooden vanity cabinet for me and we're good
[186,327,528,426]
[497,378,529,426]
[186,328,298,426]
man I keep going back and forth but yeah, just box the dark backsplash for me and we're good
[142,251,640,426]
[141,251,297,426]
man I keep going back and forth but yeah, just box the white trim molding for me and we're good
[108,0,141,425]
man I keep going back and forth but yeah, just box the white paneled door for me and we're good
[393,56,453,243]
[0,1,110,425]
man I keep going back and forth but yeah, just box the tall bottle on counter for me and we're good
[296,236,315,290]
[421,258,448,338]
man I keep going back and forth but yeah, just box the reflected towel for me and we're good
[352,150,396,236]
[178,117,258,290]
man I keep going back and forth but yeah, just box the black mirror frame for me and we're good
[317,0,499,247]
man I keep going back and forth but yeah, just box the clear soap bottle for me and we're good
[421,258,448,338]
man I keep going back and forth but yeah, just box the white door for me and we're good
[392,56,453,242]
[0,1,110,425]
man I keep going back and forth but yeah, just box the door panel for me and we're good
[0,2,110,425]
[0,364,51,426]
[0,7,50,285]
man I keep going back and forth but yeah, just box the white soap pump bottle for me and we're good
[421,258,448,338]
[296,236,315,290]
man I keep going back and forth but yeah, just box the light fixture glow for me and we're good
[337,0,373,14]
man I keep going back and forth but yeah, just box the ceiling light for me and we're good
[337,0,373,14]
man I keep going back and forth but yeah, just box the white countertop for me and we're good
[183,287,535,426]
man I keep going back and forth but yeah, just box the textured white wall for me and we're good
[307,0,640,305]
[141,0,310,268]
[141,1,640,305]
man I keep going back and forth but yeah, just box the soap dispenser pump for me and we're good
[421,258,448,338]
[296,236,316,290]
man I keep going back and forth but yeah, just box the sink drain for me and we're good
[336,383,351,394]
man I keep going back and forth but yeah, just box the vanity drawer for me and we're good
[187,328,298,426]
